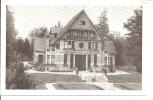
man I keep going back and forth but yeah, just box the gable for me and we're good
[51,10,102,44]
[70,12,95,31]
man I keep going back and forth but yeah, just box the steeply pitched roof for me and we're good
[50,26,63,34]
[50,10,102,44]
[33,37,49,52]
[104,41,117,54]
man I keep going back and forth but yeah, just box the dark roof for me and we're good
[33,37,49,52]
[50,26,63,34]
[104,41,117,54]
[50,10,102,44]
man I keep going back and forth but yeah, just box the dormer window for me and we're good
[79,21,86,25]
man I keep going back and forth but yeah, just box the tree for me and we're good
[15,37,24,55]
[124,9,142,72]
[96,9,109,50]
[23,38,31,60]
[6,6,17,67]
[6,6,34,89]
[30,27,48,38]
[108,33,129,66]
[97,9,109,37]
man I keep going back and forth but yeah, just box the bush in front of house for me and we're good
[6,62,35,89]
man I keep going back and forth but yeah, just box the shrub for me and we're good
[6,62,35,89]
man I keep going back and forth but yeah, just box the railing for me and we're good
[63,48,75,50]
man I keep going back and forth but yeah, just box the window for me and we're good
[79,21,86,25]
[104,57,112,66]
[64,54,67,65]
[90,33,94,39]
[64,41,71,48]
[88,42,91,50]
[51,55,55,64]
[94,55,97,66]
[72,41,74,49]
[95,42,98,50]
[80,31,83,38]
[64,41,74,49]
[91,42,95,50]
[110,57,113,65]
[79,42,84,49]
[47,55,50,64]
[89,42,97,50]
[74,31,77,37]
[67,32,71,38]
[84,31,88,38]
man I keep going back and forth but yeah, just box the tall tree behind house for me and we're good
[30,27,49,38]
[96,9,109,50]
[6,6,17,67]
[23,38,31,60]
[124,9,142,72]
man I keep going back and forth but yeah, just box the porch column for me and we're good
[50,54,51,64]
[67,54,70,67]
[91,54,94,66]
[73,54,75,68]
[86,55,88,71]
[45,53,47,64]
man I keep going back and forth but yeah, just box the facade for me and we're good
[33,10,117,72]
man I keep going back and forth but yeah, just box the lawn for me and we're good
[28,70,142,90]
[29,73,84,89]
[107,72,142,90]
[107,72,142,83]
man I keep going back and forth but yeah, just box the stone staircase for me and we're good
[78,71,120,90]
[79,71,108,82]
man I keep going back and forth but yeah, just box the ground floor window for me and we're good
[47,55,50,64]
[104,56,113,65]
[64,54,67,65]
[94,55,97,66]
[104,57,107,65]
[51,55,55,64]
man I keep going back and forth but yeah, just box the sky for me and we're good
[10,6,141,39]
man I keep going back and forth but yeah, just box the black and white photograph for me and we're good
[5,5,142,90]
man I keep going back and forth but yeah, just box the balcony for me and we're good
[63,48,75,51]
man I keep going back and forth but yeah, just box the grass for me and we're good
[107,72,142,83]
[107,72,142,90]
[113,83,142,90]
[29,73,84,89]
[53,83,103,90]
[28,70,142,90]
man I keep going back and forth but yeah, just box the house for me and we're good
[33,10,116,72]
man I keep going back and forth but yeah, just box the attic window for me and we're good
[79,21,86,25]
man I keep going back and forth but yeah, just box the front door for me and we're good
[75,54,86,70]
